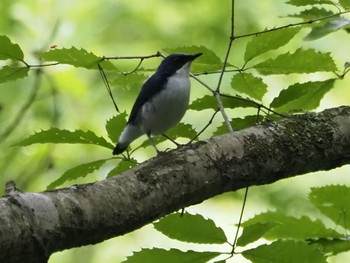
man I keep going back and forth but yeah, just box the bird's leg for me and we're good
[147,132,160,154]
[162,133,180,146]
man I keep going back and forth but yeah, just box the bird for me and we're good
[113,52,202,155]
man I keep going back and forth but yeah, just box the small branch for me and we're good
[0,69,42,144]
[215,92,234,133]
[190,108,220,142]
[234,9,350,40]
[102,52,162,60]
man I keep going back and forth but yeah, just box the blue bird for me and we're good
[113,53,202,155]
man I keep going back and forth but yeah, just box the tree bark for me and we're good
[1,106,350,263]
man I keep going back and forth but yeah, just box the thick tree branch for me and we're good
[1,106,350,263]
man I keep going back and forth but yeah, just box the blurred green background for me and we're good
[1,0,350,262]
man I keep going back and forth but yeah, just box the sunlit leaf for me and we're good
[242,240,327,263]
[189,95,257,111]
[286,0,334,6]
[0,35,24,61]
[244,28,300,61]
[47,159,110,189]
[105,112,128,143]
[254,49,337,74]
[37,47,116,70]
[154,212,227,244]
[231,73,268,101]
[123,248,220,263]
[305,16,350,41]
[237,222,278,247]
[287,7,334,20]
[213,115,263,136]
[242,211,341,240]
[13,128,114,149]
[270,79,335,112]
[339,0,350,9]
[163,46,226,72]
[107,158,138,178]
[309,185,350,230]
[0,66,29,83]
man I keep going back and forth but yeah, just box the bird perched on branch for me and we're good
[113,52,202,155]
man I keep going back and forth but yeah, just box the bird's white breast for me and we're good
[141,63,191,135]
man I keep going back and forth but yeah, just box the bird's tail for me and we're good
[112,123,143,155]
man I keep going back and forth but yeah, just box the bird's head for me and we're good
[157,53,202,76]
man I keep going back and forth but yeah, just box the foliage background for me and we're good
[1,0,350,262]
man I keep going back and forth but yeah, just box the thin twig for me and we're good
[234,9,350,40]
[190,108,220,142]
[98,64,119,113]
[0,69,42,143]
[215,91,234,133]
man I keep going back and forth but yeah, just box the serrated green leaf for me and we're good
[242,211,341,240]
[139,123,197,149]
[36,47,115,70]
[237,222,278,247]
[339,0,350,9]
[107,158,138,178]
[309,238,350,256]
[47,159,109,189]
[0,35,24,61]
[0,66,29,83]
[123,248,221,263]
[309,185,350,230]
[244,28,300,62]
[286,0,334,6]
[13,128,114,149]
[270,79,335,112]
[110,73,147,92]
[189,95,257,111]
[213,115,264,136]
[242,240,327,263]
[154,212,227,244]
[254,49,337,75]
[105,112,128,143]
[163,46,225,72]
[287,7,334,20]
[305,16,350,41]
[231,73,268,101]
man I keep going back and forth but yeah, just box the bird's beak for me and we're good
[191,53,203,60]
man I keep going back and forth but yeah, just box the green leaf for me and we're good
[0,35,24,61]
[107,158,138,178]
[47,159,110,189]
[287,7,334,20]
[242,240,327,263]
[0,66,29,83]
[213,115,264,136]
[305,16,350,41]
[13,128,114,149]
[286,0,334,6]
[242,211,341,240]
[36,47,116,70]
[309,185,350,230]
[237,222,278,247]
[310,238,350,256]
[244,28,300,61]
[254,48,337,75]
[339,0,350,9]
[163,46,225,72]
[139,123,197,149]
[123,248,221,263]
[105,112,128,143]
[231,73,268,101]
[154,212,227,244]
[270,79,335,112]
[189,95,257,111]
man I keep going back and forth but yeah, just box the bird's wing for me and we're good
[128,73,168,124]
